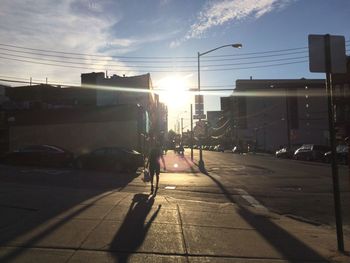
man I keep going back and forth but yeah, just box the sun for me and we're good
[156,75,191,110]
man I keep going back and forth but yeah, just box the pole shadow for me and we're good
[196,165,329,262]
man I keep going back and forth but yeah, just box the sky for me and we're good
[0,0,349,131]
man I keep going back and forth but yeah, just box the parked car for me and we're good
[275,145,301,159]
[293,144,331,162]
[0,144,74,167]
[232,146,244,154]
[214,145,224,152]
[209,146,215,151]
[324,145,348,165]
[75,147,143,173]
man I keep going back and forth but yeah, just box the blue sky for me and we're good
[0,0,349,131]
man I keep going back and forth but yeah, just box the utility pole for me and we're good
[181,118,183,138]
[285,88,291,149]
[324,34,344,251]
[190,104,194,161]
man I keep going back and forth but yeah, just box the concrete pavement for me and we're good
[0,151,349,262]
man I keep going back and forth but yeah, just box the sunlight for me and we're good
[156,75,191,110]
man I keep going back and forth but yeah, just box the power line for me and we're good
[0,54,308,73]
[0,51,309,69]
[0,46,310,63]
[2,42,345,60]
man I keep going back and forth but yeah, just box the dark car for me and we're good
[232,146,244,154]
[75,147,143,173]
[275,145,301,159]
[324,145,348,165]
[214,145,224,152]
[1,145,74,167]
[294,144,331,162]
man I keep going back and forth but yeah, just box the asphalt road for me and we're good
[1,149,349,234]
[191,149,350,230]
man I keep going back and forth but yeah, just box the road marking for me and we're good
[165,186,176,190]
[236,188,268,212]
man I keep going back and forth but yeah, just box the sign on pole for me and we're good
[308,34,346,252]
[193,114,206,120]
[308,35,347,74]
[195,95,204,117]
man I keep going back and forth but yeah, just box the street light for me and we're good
[197,43,242,171]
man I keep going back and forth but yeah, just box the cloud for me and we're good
[171,0,294,47]
[0,0,161,84]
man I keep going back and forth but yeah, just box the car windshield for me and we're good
[337,145,348,153]
[1,1,349,261]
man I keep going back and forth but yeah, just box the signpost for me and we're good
[308,34,346,251]
[193,114,206,120]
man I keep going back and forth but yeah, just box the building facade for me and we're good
[0,72,168,153]
[333,56,350,141]
[207,111,223,128]
[221,79,330,152]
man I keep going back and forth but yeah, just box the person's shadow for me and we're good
[111,193,161,263]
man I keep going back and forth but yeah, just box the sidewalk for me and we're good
[0,153,349,262]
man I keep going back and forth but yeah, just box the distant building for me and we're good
[4,84,96,109]
[333,56,350,141]
[207,111,223,128]
[81,72,155,110]
[0,85,10,152]
[221,79,329,152]
[0,72,168,153]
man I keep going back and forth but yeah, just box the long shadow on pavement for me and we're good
[0,165,140,262]
[198,166,329,262]
[110,193,160,263]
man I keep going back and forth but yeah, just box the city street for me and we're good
[0,150,349,262]
[188,149,350,229]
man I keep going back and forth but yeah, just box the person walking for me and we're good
[146,143,166,194]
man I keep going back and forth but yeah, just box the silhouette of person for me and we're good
[146,142,166,194]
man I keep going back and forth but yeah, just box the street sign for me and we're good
[309,34,346,251]
[195,95,204,115]
[193,114,206,120]
[308,34,347,73]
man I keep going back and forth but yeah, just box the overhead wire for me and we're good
[0,54,309,73]
[0,41,348,82]
[0,42,312,60]
[0,44,307,64]
[0,51,309,69]
[0,41,348,60]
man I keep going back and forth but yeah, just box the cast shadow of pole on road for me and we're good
[197,165,329,262]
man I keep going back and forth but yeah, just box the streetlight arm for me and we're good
[199,43,242,57]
